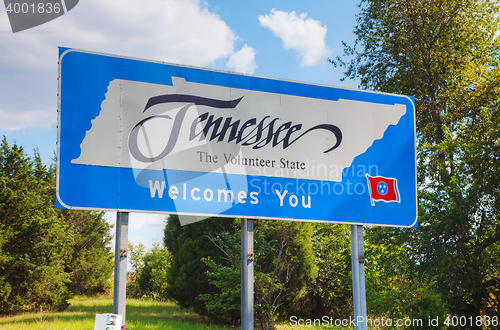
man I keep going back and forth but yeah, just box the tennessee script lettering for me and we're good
[128,94,342,163]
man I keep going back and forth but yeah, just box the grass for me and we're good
[0,296,232,330]
[0,296,351,330]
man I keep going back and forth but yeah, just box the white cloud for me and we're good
[0,0,239,130]
[0,108,54,131]
[258,9,332,66]
[129,213,167,232]
[106,212,167,250]
[226,44,257,74]
[56,0,237,66]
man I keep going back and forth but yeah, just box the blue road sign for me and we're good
[57,48,417,227]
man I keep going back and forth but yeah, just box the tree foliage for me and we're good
[127,242,147,298]
[197,230,244,325]
[163,215,239,315]
[0,137,113,314]
[137,243,171,299]
[365,228,448,329]
[163,216,318,329]
[61,209,114,296]
[256,220,317,319]
[198,220,317,330]
[335,0,500,323]
[309,223,352,319]
[127,242,171,300]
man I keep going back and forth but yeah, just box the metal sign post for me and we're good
[351,225,367,330]
[241,218,254,330]
[113,212,129,327]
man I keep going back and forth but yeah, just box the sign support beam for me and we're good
[113,212,129,327]
[351,225,367,330]
[241,218,254,330]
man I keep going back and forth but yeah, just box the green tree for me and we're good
[257,220,317,320]
[0,138,71,313]
[335,0,500,323]
[127,242,170,300]
[197,220,317,329]
[62,209,113,296]
[127,242,147,298]
[0,137,113,313]
[309,223,352,319]
[137,243,171,299]
[365,228,448,329]
[198,230,243,325]
[163,215,239,315]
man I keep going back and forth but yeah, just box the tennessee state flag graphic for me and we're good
[365,174,401,206]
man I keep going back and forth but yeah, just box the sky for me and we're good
[0,0,362,259]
